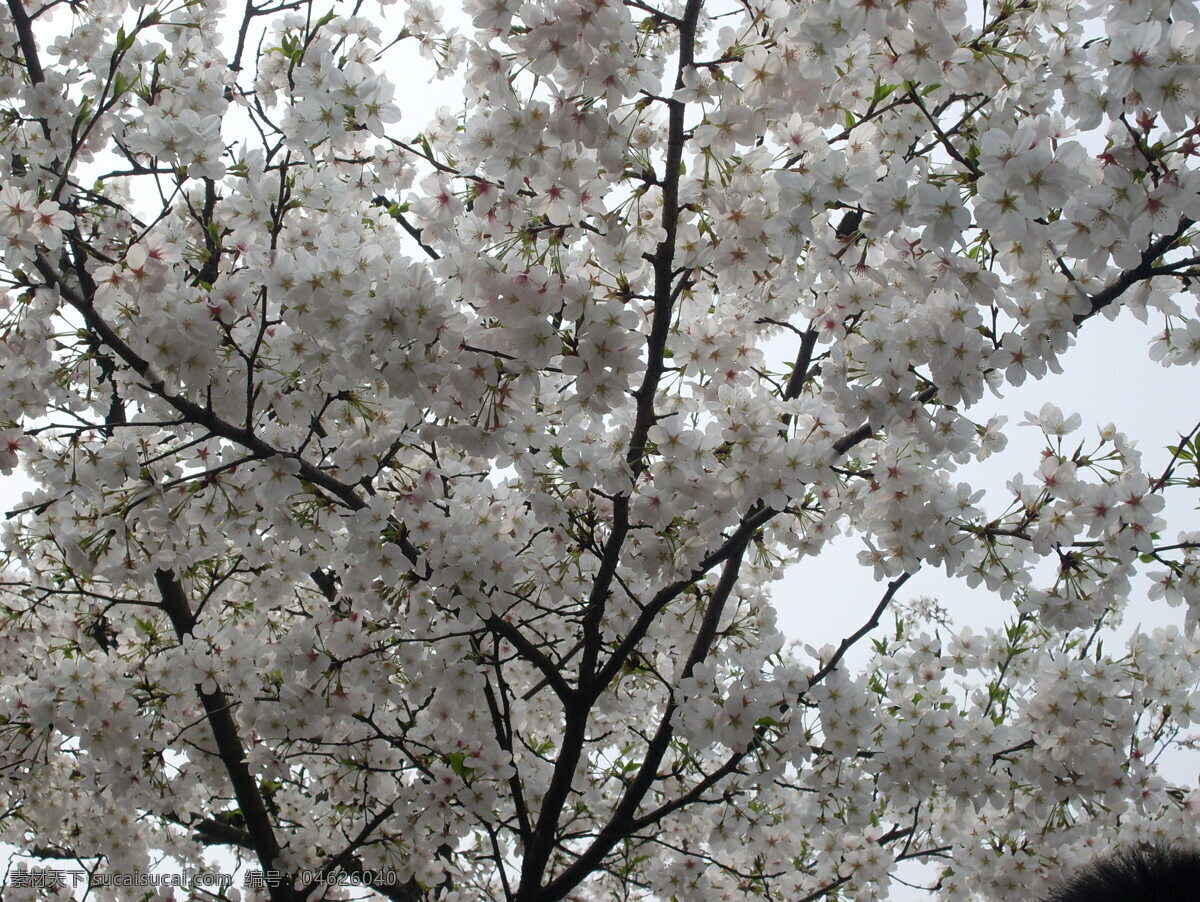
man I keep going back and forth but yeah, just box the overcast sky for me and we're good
[774,309,1198,654]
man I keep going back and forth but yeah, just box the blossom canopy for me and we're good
[1,0,1200,899]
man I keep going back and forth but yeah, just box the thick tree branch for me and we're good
[829,219,1196,462]
[1074,217,1195,326]
[31,252,421,565]
[783,327,820,403]
[301,801,424,902]
[607,569,919,850]
[538,521,752,901]
[154,569,296,902]
[486,615,575,706]
[5,0,44,85]
[593,504,777,698]
[514,2,706,894]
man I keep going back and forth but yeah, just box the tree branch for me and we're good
[154,569,296,901]
[1074,217,1195,326]
[5,0,44,85]
[537,521,752,900]
[31,252,421,565]
[592,504,776,698]
[486,615,575,706]
[808,571,914,687]
[300,801,422,902]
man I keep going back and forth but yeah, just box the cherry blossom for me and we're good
[1,0,1199,898]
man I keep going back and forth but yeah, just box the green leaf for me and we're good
[872,82,899,103]
[1169,443,1194,461]
[277,34,301,61]
[72,96,93,135]
[447,751,474,779]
